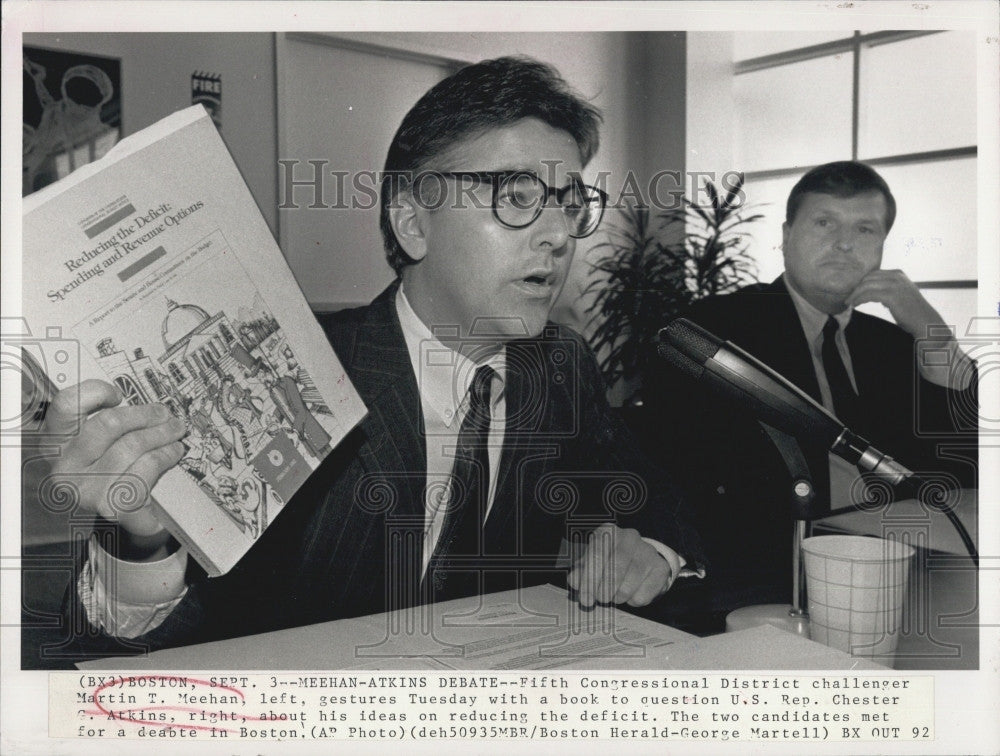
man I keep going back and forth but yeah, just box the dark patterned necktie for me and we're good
[426,364,495,603]
[822,316,859,427]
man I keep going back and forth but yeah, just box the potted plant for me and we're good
[584,175,763,405]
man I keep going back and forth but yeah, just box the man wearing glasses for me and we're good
[47,56,704,650]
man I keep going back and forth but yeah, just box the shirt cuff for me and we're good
[642,537,706,591]
[916,340,974,390]
[89,534,188,604]
[79,534,189,638]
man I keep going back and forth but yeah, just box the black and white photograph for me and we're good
[2,2,997,754]
[22,44,122,195]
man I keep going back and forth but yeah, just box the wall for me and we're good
[274,35,457,309]
[24,32,688,326]
[686,33,736,188]
[23,32,278,233]
[684,31,980,333]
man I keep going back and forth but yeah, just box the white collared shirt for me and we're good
[395,285,509,577]
[783,274,973,510]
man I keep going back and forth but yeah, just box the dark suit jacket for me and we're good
[646,277,977,604]
[73,283,704,655]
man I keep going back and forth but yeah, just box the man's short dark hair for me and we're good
[379,56,603,275]
[786,161,897,232]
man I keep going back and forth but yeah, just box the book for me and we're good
[22,105,368,576]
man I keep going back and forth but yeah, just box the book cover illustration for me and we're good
[23,106,367,575]
[83,235,338,542]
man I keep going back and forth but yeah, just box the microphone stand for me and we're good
[726,422,978,637]
[655,318,979,633]
[725,422,830,637]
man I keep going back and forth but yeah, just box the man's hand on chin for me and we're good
[568,524,673,608]
[845,269,946,341]
[846,269,974,390]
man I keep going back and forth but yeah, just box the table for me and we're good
[814,489,978,670]
[77,584,885,671]
[79,489,977,672]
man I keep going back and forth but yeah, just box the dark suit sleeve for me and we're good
[60,405,369,657]
[903,368,977,488]
[61,527,286,660]
[641,293,802,607]
[566,328,707,572]
[848,316,978,488]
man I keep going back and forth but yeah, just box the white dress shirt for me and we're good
[395,286,689,582]
[394,285,508,577]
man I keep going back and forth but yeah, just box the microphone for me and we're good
[658,317,979,566]
[657,318,914,486]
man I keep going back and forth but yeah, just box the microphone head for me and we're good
[656,340,703,381]
[661,316,845,447]
[660,318,723,366]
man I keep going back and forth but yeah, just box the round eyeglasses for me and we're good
[424,171,608,239]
